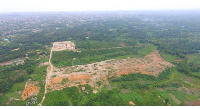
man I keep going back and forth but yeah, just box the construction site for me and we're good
[45,50,174,93]
[52,41,75,51]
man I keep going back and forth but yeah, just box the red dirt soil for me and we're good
[52,76,63,84]
[117,72,129,76]
[129,101,136,105]
[117,50,174,76]
[80,81,87,85]
[103,64,111,68]
[69,74,91,81]
[21,84,39,101]
[47,82,53,87]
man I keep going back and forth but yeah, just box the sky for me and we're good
[0,0,200,13]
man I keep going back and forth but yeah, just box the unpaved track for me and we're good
[38,48,54,106]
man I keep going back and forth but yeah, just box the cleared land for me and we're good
[52,41,75,51]
[47,50,174,92]
[21,80,39,101]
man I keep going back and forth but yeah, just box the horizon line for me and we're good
[1,9,200,14]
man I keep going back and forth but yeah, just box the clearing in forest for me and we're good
[47,50,174,92]
[52,41,75,51]
[21,80,39,101]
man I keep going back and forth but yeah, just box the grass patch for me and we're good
[187,53,200,64]
[168,90,188,103]
[43,87,82,106]
[0,95,9,106]
[187,95,198,101]
[160,51,178,63]
[52,43,157,67]
[139,44,157,56]
[9,81,26,92]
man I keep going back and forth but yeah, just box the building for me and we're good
[14,59,24,65]
[14,59,22,63]
[3,38,9,41]
[81,87,85,91]
[39,62,49,66]
[52,41,76,51]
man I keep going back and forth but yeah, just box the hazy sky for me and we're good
[0,0,200,13]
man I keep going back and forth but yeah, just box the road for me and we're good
[38,48,54,106]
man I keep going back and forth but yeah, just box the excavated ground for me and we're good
[47,50,174,92]
[21,80,39,101]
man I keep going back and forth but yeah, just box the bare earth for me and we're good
[47,50,174,92]
[52,41,75,51]
[38,41,174,105]
[21,80,39,101]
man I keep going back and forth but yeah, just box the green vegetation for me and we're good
[52,43,157,67]
[43,86,127,106]
[0,52,47,106]
[1,11,200,106]
[52,46,140,67]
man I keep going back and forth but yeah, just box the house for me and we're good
[81,87,85,91]
[52,41,76,51]
[12,48,20,51]
[43,62,49,66]
[14,59,22,63]
[14,59,24,65]
[4,38,9,41]
[39,62,49,67]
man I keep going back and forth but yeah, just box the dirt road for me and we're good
[38,48,54,106]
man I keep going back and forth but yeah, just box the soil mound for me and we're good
[129,101,136,105]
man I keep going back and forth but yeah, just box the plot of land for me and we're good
[69,74,91,81]
[52,41,75,51]
[168,93,182,105]
[185,100,200,106]
[52,76,63,84]
[47,50,174,92]
[21,80,39,101]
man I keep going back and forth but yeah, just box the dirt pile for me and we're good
[129,101,136,105]
[21,84,39,101]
